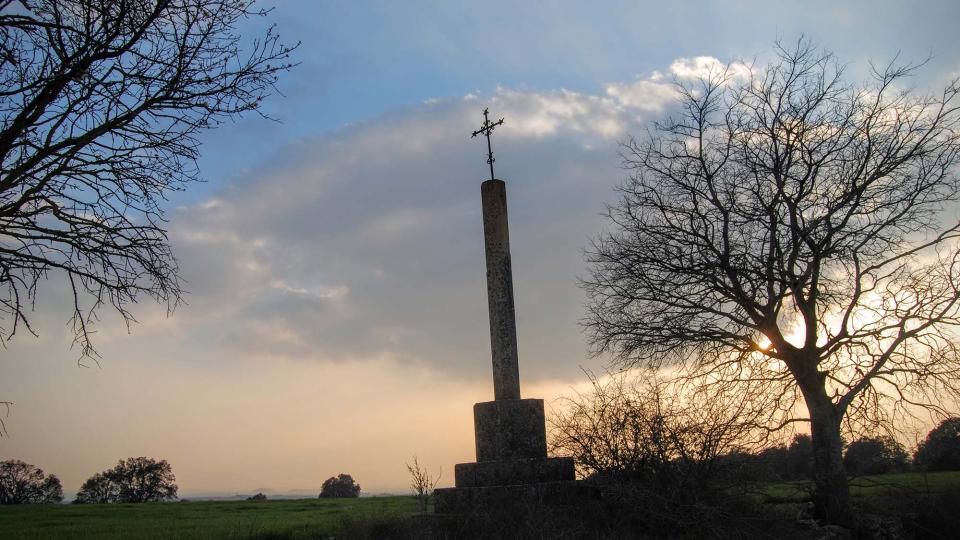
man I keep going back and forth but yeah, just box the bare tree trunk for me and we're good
[801,379,851,525]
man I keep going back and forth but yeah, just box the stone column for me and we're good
[481,179,521,401]
[433,174,581,513]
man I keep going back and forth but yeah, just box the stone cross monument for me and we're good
[433,109,575,513]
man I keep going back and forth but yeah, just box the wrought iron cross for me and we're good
[471,108,505,180]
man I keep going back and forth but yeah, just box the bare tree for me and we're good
[0,0,296,360]
[406,455,441,512]
[583,40,960,524]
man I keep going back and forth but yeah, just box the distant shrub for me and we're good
[915,418,960,471]
[0,460,63,504]
[715,435,816,484]
[74,457,177,503]
[319,474,361,498]
[246,492,267,501]
[843,436,909,476]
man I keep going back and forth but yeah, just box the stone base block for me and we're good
[433,480,598,514]
[455,457,574,488]
[474,399,546,461]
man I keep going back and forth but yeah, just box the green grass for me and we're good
[0,496,420,540]
[5,473,960,539]
[758,470,960,504]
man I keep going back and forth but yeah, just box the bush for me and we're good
[843,436,909,476]
[915,418,960,471]
[407,455,441,512]
[74,457,177,503]
[319,474,361,498]
[549,370,765,497]
[246,492,267,501]
[0,460,63,504]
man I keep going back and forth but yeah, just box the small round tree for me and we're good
[843,436,909,476]
[0,460,63,504]
[319,474,361,498]
[915,418,960,471]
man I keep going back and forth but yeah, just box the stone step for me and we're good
[433,480,598,514]
[454,456,575,488]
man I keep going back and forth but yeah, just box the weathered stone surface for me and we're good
[454,457,574,488]
[481,179,521,401]
[474,399,546,462]
[433,481,598,514]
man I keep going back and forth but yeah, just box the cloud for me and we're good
[606,79,679,113]
[491,88,626,139]
[669,56,751,82]
[166,75,681,382]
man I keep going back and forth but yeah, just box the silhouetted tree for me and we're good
[915,418,960,471]
[583,39,960,524]
[0,0,297,359]
[319,473,360,498]
[786,434,814,480]
[0,459,62,504]
[843,435,909,476]
[246,492,267,501]
[74,457,177,503]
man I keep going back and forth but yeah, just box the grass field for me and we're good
[0,496,420,540]
[758,470,960,504]
[3,472,959,539]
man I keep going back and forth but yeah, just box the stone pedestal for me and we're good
[473,399,547,461]
[435,399,577,513]
[455,398,574,489]
[454,457,575,488]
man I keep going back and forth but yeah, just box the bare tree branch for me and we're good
[0,0,298,359]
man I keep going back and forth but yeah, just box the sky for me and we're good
[3,0,960,497]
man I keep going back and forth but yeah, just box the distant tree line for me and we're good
[2,459,369,504]
[551,370,960,494]
[723,433,913,482]
[0,456,176,504]
[74,457,178,504]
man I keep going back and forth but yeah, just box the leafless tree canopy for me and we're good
[0,0,296,357]
[583,40,960,523]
